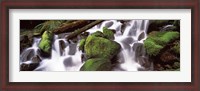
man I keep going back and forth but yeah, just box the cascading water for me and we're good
[20,20,153,71]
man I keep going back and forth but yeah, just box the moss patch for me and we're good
[39,31,53,54]
[84,35,121,59]
[80,58,112,71]
[103,27,114,40]
[78,39,86,52]
[144,31,179,56]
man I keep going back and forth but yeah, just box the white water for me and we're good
[20,20,152,71]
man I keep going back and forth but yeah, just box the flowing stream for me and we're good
[20,20,153,71]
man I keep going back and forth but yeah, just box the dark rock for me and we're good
[20,35,32,53]
[63,57,73,67]
[137,56,151,69]
[121,37,134,45]
[68,43,77,55]
[31,55,41,63]
[81,53,87,63]
[59,40,67,56]
[20,49,35,62]
[137,32,145,41]
[104,21,113,28]
[20,63,39,71]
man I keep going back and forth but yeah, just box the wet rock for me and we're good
[68,43,77,55]
[20,49,35,62]
[20,63,39,71]
[137,56,152,69]
[20,35,32,53]
[137,32,145,41]
[63,57,73,67]
[121,37,134,45]
[31,55,41,63]
[81,53,87,62]
[59,40,67,55]
[103,21,113,28]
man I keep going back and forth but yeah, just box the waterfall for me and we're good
[20,20,152,71]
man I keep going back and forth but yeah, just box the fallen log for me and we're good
[53,20,93,34]
[66,20,103,39]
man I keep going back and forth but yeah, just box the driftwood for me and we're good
[66,20,103,39]
[53,20,93,34]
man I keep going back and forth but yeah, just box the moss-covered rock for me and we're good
[103,27,114,40]
[90,31,105,37]
[84,35,121,59]
[80,58,112,71]
[78,39,86,52]
[38,31,53,56]
[144,31,179,56]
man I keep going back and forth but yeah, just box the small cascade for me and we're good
[20,20,152,71]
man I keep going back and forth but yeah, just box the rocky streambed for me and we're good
[20,20,180,71]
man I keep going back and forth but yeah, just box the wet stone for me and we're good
[31,55,41,63]
[104,21,113,28]
[68,43,77,55]
[137,32,145,41]
[20,49,35,62]
[20,63,39,71]
[121,37,134,45]
[59,40,67,56]
[63,57,74,67]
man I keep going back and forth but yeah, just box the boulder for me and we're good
[80,58,112,71]
[84,35,121,59]
[38,31,53,57]
[103,27,115,40]
[20,63,39,71]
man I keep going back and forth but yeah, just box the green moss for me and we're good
[78,39,86,51]
[80,58,112,71]
[84,35,121,59]
[144,31,180,56]
[103,27,114,40]
[39,31,53,54]
[144,40,163,56]
[90,31,105,37]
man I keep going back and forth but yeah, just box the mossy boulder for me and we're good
[78,39,86,52]
[90,31,105,37]
[80,58,112,71]
[144,31,180,56]
[38,31,53,56]
[103,27,114,40]
[84,35,121,59]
